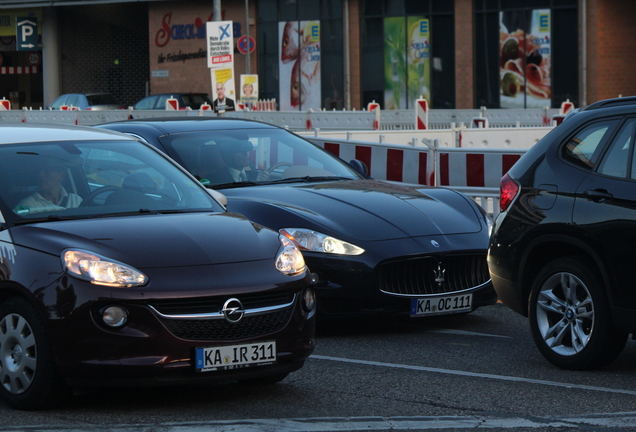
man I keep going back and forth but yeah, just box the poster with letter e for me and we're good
[278,20,321,111]
[499,9,551,108]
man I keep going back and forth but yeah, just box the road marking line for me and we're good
[311,355,636,396]
[429,328,512,338]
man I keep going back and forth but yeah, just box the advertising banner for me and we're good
[279,20,321,111]
[383,17,406,110]
[499,9,551,108]
[407,17,431,106]
[384,17,430,110]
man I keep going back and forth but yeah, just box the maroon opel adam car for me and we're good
[0,124,315,410]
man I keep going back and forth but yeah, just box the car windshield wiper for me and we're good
[210,180,258,189]
[258,176,354,185]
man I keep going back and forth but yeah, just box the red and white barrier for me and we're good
[415,98,429,130]
[311,138,433,186]
[551,99,576,126]
[309,137,527,189]
[367,101,381,130]
[0,98,10,111]
[438,149,524,188]
[165,96,179,110]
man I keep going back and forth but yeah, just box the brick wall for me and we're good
[59,3,149,107]
[585,0,636,103]
[455,0,474,109]
[147,2,253,102]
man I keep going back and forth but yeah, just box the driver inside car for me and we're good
[206,139,269,184]
[15,159,83,214]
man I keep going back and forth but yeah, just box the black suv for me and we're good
[489,96,636,370]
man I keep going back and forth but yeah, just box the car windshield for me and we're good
[0,140,223,223]
[157,128,363,188]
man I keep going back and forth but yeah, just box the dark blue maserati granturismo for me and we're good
[98,118,497,319]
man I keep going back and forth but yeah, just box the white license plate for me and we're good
[410,294,473,317]
[195,341,276,372]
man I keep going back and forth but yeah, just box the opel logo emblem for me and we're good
[222,298,245,324]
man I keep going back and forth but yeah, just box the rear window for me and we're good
[561,119,620,169]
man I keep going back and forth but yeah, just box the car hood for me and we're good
[223,179,485,242]
[9,212,279,268]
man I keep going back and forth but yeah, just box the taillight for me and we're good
[500,173,519,212]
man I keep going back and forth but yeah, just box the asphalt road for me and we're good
[2,303,636,431]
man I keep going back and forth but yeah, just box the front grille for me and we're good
[148,292,294,315]
[157,308,293,341]
[148,292,296,341]
[378,254,490,296]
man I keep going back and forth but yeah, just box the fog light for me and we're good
[102,306,128,327]
[302,288,316,312]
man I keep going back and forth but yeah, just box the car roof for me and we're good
[103,117,282,134]
[0,123,137,145]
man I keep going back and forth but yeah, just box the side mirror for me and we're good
[206,188,228,207]
[348,159,369,176]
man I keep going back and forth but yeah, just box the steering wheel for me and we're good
[267,161,294,174]
[80,185,122,207]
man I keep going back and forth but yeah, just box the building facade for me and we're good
[0,0,634,111]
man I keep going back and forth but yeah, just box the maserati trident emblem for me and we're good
[433,264,446,287]
[222,298,245,324]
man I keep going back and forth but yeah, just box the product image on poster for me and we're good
[499,9,551,108]
[279,20,321,111]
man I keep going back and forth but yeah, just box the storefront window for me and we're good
[361,0,454,109]
[256,0,343,111]
[474,0,578,108]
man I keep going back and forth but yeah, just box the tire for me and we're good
[528,257,628,370]
[0,297,69,410]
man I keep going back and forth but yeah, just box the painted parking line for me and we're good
[311,355,636,396]
[428,328,512,338]
[16,413,636,431]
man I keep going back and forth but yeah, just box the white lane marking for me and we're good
[311,355,636,396]
[18,413,636,431]
[429,328,512,338]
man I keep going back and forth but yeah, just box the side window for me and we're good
[66,95,80,108]
[598,119,634,178]
[156,95,170,109]
[135,96,156,110]
[562,120,620,170]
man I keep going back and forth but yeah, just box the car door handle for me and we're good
[583,189,613,203]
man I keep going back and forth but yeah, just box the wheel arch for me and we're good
[519,234,612,315]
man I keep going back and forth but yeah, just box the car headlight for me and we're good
[276,236,307,276]
[63,249,148,287]
[280,228,364,255]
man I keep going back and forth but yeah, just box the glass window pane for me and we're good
[562,120,620,170]
[599,119,633,178]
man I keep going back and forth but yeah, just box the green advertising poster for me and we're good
[383,17,406,110]
[384,17,430,110]
[407,17,431,106]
